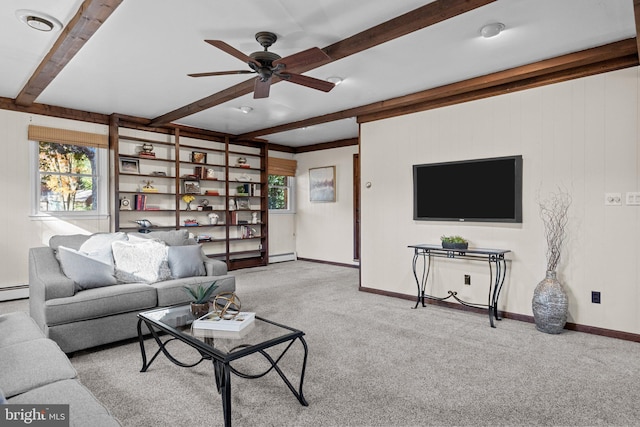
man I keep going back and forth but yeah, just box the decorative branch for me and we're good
[539,189,571,272]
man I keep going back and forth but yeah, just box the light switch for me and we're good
[626,192,640,205]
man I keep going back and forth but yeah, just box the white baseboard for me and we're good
[0,285,29,301]
[269,252,297,263]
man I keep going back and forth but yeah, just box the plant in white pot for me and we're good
[532,189,571,334]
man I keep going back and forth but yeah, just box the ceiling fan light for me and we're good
[480,22,505,38]
[327,76,343,85]
[239,106,253,114]
[15,9,62,32]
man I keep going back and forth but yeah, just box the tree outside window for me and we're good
[38,142,98,212]
[268,174,293,211]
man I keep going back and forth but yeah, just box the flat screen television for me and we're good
[413,155,523,223]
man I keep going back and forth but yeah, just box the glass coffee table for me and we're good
[137,304,308,427]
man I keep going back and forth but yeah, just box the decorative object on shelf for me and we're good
[237,173,251,181]
[120,196,131,210]
[532,189,572,334]
[228,198,236,211]
[120,158,139,174]
[150,171,167,176]
[309,166,336,202]
[183,219,199,226]
[206,168,217,179]
[200,199,212,211]
[236,157,247,167]
[183,180,200,194]
[208,213,219,225]
[236,197,250,210]
[141,180,158,193]
[251,212,258,224]
[183,282,219,318]
[132,219,153,233]
[212,292,241,320]
[191,151,207,164]
[138,143,155,158]
[236,184,248,196]
[181,194,195,210]
[205,190,220,196]
[196,235,212,242]
[440,235,469,250]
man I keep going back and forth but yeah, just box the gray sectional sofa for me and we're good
[0,311,121,426]
[29,229,235,354]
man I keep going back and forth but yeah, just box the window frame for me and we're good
[30,140,109,219]
[268,174,296,214]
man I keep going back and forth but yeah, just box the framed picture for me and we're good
[120,158,139,174]
[236,197,250,210]
[309,166,336,202]
[183,180,201,194]
[191,151,207,164]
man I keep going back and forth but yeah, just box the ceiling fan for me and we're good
[188,31,335,99]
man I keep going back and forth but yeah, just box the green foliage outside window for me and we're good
[39,142,97,212]
[268,174,289,210]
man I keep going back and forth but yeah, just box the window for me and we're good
[268,174,295,212]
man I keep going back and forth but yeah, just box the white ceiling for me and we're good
[1,0,635,147]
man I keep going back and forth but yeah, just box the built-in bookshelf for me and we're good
[112,124,268,270]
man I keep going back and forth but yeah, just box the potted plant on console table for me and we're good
[183,282,218,318]
[440,235,469,250]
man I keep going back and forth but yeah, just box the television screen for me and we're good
[413,155,522,223]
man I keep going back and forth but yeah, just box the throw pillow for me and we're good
[111,240,171,284]
[78,232,127,265]
[57,246,117,291]
[168,245,206,278]
[127,229,190,246]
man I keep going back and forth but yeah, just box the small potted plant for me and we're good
[183,282,218,318]
[440,235,468,250]
[181,194,195,211]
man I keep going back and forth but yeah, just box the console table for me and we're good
[408,244,511,328]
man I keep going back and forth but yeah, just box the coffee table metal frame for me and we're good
[137,305,308,427]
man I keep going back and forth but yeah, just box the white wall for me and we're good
[295,146,359,266]
[0,109,110,293]
[361,66,640,334]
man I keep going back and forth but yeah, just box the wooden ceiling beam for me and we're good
[149,0,496,126]
[635,0,640,55]
[14,0,123,107]
[237,38,637,139]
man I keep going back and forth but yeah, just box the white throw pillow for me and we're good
[79,232,127,266]
[111,240,171,284]
[58,246,117,291]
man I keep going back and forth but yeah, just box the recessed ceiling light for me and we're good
[480,22,505,38]
[15,9,62,32]
[239,106,253,114]
[327,76,343,85]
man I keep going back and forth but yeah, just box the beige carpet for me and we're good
[3,261,640,426]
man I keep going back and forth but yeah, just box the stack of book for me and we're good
[192,312,255,331]
[139,152,156,159]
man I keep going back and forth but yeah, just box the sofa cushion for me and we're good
[112,240,170,284]
[153,274,236,307]
[78,232,127,265]
[0,338,77,398]
[0,312,44,348]
[127,229,192,246]
[8,379,121,426]
[58,246,118,291]
[44,283,157,326]
[49,234,91,252]
[168,245,206,278]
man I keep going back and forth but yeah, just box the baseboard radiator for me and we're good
[0,284,29,301]
[269,252,297,263]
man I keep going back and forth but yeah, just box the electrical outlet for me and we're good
[591,291,601,304]
[605,193,622,206]
[464,275,471,285]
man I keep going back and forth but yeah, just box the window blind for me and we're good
[268,157,297,177]
[28,125,108,148]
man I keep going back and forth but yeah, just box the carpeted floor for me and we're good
[3,261,640,426]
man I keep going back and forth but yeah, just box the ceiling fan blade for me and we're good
[279,73,335,93]
[254,78,271,99]
[188,70,255,78]
[273,47,330,70]
[205,40,261,67]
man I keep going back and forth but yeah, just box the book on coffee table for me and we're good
[193,311,255,332]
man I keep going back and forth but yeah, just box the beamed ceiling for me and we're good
[1,0,639,150]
